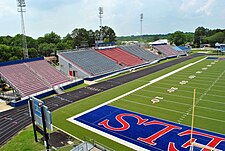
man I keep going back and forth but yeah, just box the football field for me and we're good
[111,58,225,134]
[54,56,225,150]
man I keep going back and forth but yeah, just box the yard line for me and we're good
[141,89,193,99]
[195,105,225,113]
[121,99,225,123]
[167,74,218,81]
[130,94,225,113]
[131,94,191,106]
[176,71,223,76]
[153,82,207,91]
[202,99,225,105]
[160,79,211,87]
[121,98,184,114]
[211,85,225,89]
[177,68,225,123]
[144,85,194,94]
[205,93,225,98]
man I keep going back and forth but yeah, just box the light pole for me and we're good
[140,13,143,43]
[99,7,103,42]
[17,0,29,59]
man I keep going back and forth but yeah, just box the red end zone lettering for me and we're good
[72,105,225,151]
[137,120,182,146]
[98,113,148,131]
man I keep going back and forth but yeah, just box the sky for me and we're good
[0,0,225,38]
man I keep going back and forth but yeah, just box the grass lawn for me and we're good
[1,125,45,151]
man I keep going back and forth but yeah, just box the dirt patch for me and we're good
[0,101,13,112]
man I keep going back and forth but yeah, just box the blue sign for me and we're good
[29,97,53,131]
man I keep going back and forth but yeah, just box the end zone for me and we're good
[67,105,225,151]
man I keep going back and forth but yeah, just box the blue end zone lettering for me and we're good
[73,105,225,151]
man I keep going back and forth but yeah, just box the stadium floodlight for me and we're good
[99,7,103,42]
[17,0,29,59]
[140,13,143,43]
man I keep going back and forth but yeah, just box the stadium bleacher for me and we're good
[0,58,70,97]
[119,45,160,62]
[0,63,49,97]
[96,47,144,66]
[59,49,122,76]
[175,46,191,53]
[153,44,185,57]
[220,44,225,52]
[26,60,69,86]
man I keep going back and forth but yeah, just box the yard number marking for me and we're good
[188,75,196,79]
[151,96,163,104]
[196,71,202,74]
[179,80,188,85]
[167,87,178,93]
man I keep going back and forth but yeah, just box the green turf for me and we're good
[111,59,225,134]
[51,56,217,150]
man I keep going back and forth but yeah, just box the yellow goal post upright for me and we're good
[189,89,220,151]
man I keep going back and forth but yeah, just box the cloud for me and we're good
[0,0,224,37]
[196,0,215,16]
[0,0,17,16]
[179,0,197,12]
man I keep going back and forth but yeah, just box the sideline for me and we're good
[67,57,206,151]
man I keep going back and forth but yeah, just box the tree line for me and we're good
[1,26,225,63]
[0,26,116,62]
[117,27,225,48]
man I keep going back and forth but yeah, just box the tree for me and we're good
[38,43,56,56]
[88,30,95,47]
[101,26,116,42]
[62,34,73,49]
[56,42,71,50]
[205,32,225,46]
[169,31,186,46]
[28,48,39,58]
[194,26,207,47]
[0,36,12,45]
[43,32,61,44]
[11,46,23,59]
[0,44,11,62]
[71,28,89,48]
[153,35,160,41]
[26,36,38,49]
[10,34,23,47]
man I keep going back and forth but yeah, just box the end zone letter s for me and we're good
[98,113,148,131]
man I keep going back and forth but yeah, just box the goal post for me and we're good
[189,89,221,151]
